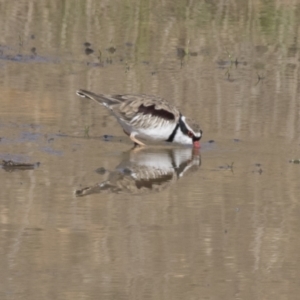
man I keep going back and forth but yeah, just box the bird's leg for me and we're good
[130,133,145,147]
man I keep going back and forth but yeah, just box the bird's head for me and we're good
[174,116,202,148]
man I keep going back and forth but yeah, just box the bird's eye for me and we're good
[188,131,193,138]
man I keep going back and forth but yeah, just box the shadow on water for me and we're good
[76,147,201,196]
[0,159,40,172]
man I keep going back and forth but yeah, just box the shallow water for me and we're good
[0,1,300,299]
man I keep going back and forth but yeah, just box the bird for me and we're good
[75,147,201,196]
[76,89,202,148]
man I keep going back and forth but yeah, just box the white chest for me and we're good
[118,118,177,141]
[136,122,177,141]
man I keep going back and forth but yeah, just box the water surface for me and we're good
[0,1,300,299]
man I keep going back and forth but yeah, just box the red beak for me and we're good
[193,141,201,148]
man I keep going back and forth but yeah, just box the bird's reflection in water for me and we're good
[75,147,201,196]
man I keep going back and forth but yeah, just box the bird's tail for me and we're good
[76,89,119,106]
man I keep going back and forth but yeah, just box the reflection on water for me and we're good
[76,147,200,196]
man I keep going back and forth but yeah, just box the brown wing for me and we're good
[111,94,180,127]
[77,91,180,127]
[137,104,175,120]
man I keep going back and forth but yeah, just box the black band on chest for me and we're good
[166,115,185,142]
[166,122,180,142]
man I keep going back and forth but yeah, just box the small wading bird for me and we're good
[76,90,202,148]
